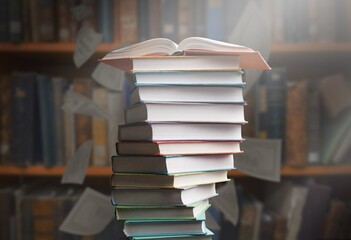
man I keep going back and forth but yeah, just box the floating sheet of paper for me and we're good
[228,1,272,96]
[71,4,93,22]
[92,63,125,91]
[206,208,221,231]
[61,140,93,184]
[61,89,111,120]
[59,187,114,235]
[74,27,102,68]
[235,138,281,182]
[210,180,239,226]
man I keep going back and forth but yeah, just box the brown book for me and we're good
[32,197,55,240]
[285,80,308,167]
[0,75,12,165]
[0,188,15,240]
[118,0,138,44]
[57,0,77,42]
[92,87,108,166]
[73,78,93,151]
[323,200,346,238]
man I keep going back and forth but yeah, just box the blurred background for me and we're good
[0,0,351,239]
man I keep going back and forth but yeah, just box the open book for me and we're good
[101,37,270,71]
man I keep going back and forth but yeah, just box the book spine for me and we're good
[92,87,108,166]
[137,0,149,42]
[194,0,206,37]
[97,0,114,43]
[307,89,320,164]
[147,0,161,39]
[160,0,178,41]
[63,85,75,163]
[52,77,67,166]
[0,0,9,42]
[8,0,22,43]
[0,75,12,164]
[206,0,225,41]
[11,73,36,166]
[37,0,56,42]
[56,0,72,42]
[177,0,194,42]
[118,0,138,44]
[73,78,93,156]
[32,197,55,240]
[285,80,308,167]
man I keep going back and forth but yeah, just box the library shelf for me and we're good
[1,42,351,55]
[1,165,351,177]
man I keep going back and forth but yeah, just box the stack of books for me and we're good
[101,37,270,240]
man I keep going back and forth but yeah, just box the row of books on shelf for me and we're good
[0,72,126,167]
[0,0,115,43]
[1,180,350,240]
[217,180,351,240]
[2,0,351,45]
[246,68,351,167]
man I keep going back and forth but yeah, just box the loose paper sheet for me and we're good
[235,138,281,182]
[206,210,221,231]
[61,140,93,184]
[228,1,271,96]
[92,63,125,91]
[74,27,102,68]
[71,4,93,22]
[61,89,111,120]
[210,180,239,226]
[59,187,114,235]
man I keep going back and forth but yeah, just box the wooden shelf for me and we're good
[0,42,351,54]
[1,165,351,177]
[0,42,118,54]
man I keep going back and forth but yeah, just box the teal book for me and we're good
[124,213,207,237]
[129,228,214,240]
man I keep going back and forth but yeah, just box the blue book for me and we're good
[138,0,149,41]
[206,0,225,41]
[97,0,114,42]
[11,72,38,166]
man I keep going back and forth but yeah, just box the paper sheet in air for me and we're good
[235,138,281,182]
[59,187,114,235]
[74,27,102,68]
[71,4,93,21]
[210,180,239,226]
[61,140,93,184]
[61,89,111,120]
[228,1,271,96]
[92,63,126,91]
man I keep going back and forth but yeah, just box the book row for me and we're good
[247,68,351,167]
[1,180,350,240]
[0,73,126,166]
[0,0,115,43]
[2,0,351,45]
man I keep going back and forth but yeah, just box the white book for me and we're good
[124,102,246,124]
[111,184,217,206]
[129,228,214,240]
[118,122,243,141]
[111,154,234,174]
[133,70,243,85]
[115,199,211,220]
[130,85,244,104]
[111,170,229,188]
[116,140,242,156]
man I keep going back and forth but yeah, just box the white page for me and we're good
[61,89,111,120]
[71,4,93,22]
[74,27,102,68]
[59,187,114,235]
[210,180,239,226]
[228,1,271,96]
[92,63,125,91]
[235,138,281,182]
[61,140,93,184]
